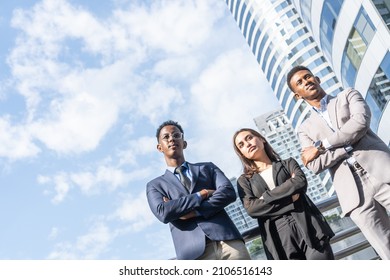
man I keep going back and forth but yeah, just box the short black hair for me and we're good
[286,65,313,92]
[156,120,184,141]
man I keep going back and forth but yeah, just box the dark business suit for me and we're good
[298,88,390,259]
[146,162,244,260]
[237,158,334,259]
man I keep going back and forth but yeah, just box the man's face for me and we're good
[290,70,324,101]
[157,125,186,159]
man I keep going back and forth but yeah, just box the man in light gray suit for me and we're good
[287,65,390,259]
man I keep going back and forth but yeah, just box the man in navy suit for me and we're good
[146,120,250,260]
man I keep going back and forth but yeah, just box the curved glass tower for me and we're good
[293,0,390,144]
[226,1,390,258]
[226,0,390,200]
[226,0,390,144]
[226,0,343,130]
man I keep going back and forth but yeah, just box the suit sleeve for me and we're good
[327,89,371,148]
[298,125,350,174]
[262,159,307,203]
[196,163,237,219]
[146,182,202,224]
[237,176,295,219]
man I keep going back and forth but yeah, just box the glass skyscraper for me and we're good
[226,0,390,199]
[226,0,343,130]
[293,0,390,142]
[226,0,390,144]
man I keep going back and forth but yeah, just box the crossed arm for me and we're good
[162,189,215,220]
[238,160,306,219]
[147,163,236,223]
[299,89,370,171]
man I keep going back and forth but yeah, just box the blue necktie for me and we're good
[174,165,191,191]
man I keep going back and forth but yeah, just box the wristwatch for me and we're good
[314,140,326,153]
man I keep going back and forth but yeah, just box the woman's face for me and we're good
[235,131,265,160]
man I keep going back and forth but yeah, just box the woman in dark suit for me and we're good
[233,128,335,260]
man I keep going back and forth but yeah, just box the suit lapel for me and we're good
[327,95,338,130]
[162,169,189,193]
[307,109,334,139]
[250,173,269,197]
[273,161,282,185]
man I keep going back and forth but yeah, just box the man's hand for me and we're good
[301,146,320,166]
[179,211,197,220]
[162,197,197,220]
[199,189,215,200]
[162,188,216,220]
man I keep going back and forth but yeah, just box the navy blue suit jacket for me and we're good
[146,162,243,259]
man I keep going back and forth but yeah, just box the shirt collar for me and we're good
[167,161,188,173]
[312,94,329,113]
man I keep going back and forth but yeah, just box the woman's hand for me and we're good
[292,193,300,202]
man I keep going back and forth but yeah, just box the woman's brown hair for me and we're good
[233,128,280,178]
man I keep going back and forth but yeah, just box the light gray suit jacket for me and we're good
[298,88,390,216]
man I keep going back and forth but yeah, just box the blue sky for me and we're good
[0,0,280,260]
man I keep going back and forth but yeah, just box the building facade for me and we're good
[226,0,390,199]
[226,0,343,130]
[292,0,390,143]
[226,0,390,143]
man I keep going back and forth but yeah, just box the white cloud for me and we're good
[117,136,157,166]
[0,117,40,159]
[48,227,59,240]
[52,173,71,204]
[117,0,224,55]
[137,80,185,124]
[75,223,112,259]
[46,190,158,259]
[47,222,113,259]
[2,0,228,160]
[11,0,137,61]
[0,0,281,261]
[69,172,95,194]
[38,163,155,203]
[112,192,155,232]
[153,56,200,81]
[37,174,50,184]
[191,49,275,127]
[6,0,141,157]
[95,166,129,192]
[143,228,176,260]
[30,92,118,154]
[188,48,280,177]
[38,167,126,203]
